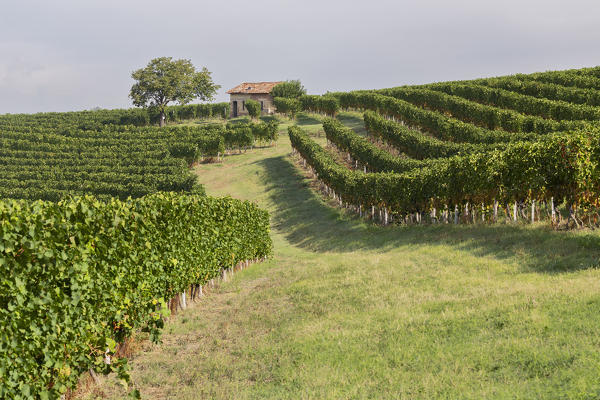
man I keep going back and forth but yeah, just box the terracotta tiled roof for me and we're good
[226,82,282,94]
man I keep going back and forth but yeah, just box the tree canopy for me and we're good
[271,80,306,99]
[130,57,220,126]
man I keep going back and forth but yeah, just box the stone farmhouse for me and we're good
[226,82,282,118]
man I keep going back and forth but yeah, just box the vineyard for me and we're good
[4,65,600,398]
[0,105,278,201]
[286,66,600,228]
[0,194,272,398]
[0,105,276,398]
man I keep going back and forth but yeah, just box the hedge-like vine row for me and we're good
[332,91,539,143]
[289,124,598,216]
[0,124,228,200]
[0,103,229,129]
[0,118,280,202]
[424,82,600,121]
[0,193,272,398]
[165,102,229,122]
[1,124,226,160]
[224,120,279,151]
[375,87,586,134]
[273,97,302,119]
[323,118,428,172]
[477,77,600,107]
[299,95,340,117]
[362,111,503,159]
[520,70,600,91]
[323,117,516,175]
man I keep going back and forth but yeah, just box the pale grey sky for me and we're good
[1,0,600,113]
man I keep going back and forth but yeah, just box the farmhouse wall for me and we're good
[230,94,276,117]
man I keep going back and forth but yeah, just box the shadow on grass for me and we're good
[293,113,324,137]
[337,112,367,136]
[257,153,600,274]
[297,113,323,127]
[227,117,252,125]
[259,115,279,123]
[191,120,224,126]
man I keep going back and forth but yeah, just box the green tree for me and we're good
[271,80,306,99]
[245,99,261,120]
[130,57,220,127]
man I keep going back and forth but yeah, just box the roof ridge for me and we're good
[226,81,283,94]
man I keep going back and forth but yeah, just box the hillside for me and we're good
[290,67,600,230]
[5,65,600,398]
[83,112,600,399]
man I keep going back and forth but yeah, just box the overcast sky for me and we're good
[2,0,600,114]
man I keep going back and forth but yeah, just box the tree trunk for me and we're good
[159,110,166,127]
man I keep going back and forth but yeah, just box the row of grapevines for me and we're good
[0,193,272,398]
[0,134,201,201]
[1,124,226,161]
[2,121,221,136]
[322,118,428,172]
[0,102,229,129]
[478,77,600,106]
[362,111,505,159]
[320,117,517,174]
[299,95,341,117]
[1,170,195,192]
[273,97,302,119]
[0,178,198,202]
[289,124,598,214]
[423,82,600,121]
[164,102,229,122]
[1,117,280,201]
[0,120,262,201]
[277,95,342,120]
[331,91,539,143]
[518,69,600,91]
[224,120,279,150]
[376,87,587,133]
[0,149,179,163]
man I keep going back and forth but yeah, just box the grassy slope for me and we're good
[86,113,600,399]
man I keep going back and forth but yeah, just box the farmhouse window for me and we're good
[261,101,264,110]
[242,101,245,111]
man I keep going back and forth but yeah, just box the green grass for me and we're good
[81,116,600,399]
[337,111,367,136]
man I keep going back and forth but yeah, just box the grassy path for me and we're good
[86,118,600,399]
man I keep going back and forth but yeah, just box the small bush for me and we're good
[246,99,261,119]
